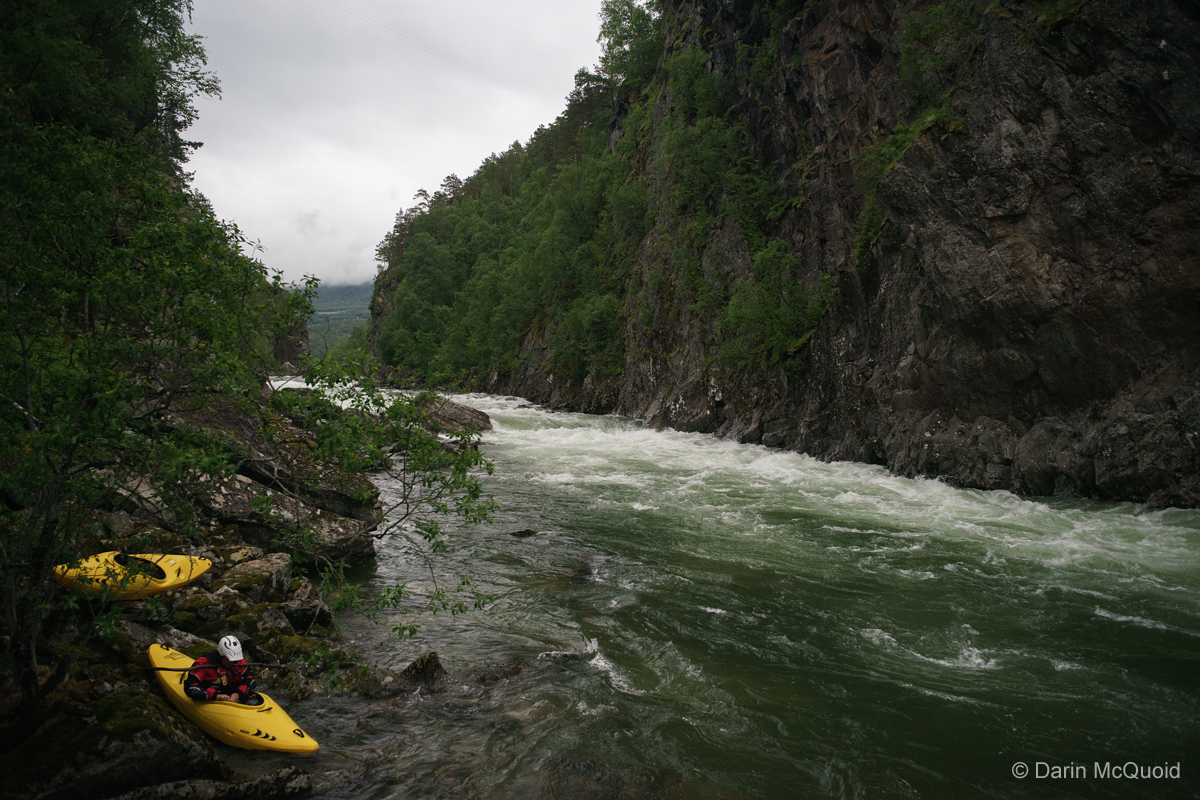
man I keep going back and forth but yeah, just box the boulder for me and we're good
[107,766,312,800]
[398,650,448,691]
[108,620,157,665]
[0,687,224,800]
[212,553,291,604]
[507,529,538,538]
[197,473,376,567]
[280,597,332,632]
[301,510,376,566]
[287,577,315,601]
[341,665,407,699]
[280,670,320,703]
[167,399,383,524]
[477,659,527,685]
[421,396,492,433]
[218,543,264,567]
[154,627,215,657]
[173,586,248,625]
[196,602,294,642]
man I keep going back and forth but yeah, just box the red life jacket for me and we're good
[184,651,256,701]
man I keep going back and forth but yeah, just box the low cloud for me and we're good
[185,0,603,287]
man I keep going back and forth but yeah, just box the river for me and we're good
[230,394,1200,798]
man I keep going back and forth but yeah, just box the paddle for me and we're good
[141,662,297,672]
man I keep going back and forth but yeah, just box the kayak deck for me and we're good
[149,644,319,753]
[53,552,211,600]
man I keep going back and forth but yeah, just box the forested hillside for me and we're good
[308,281,373,358]
[370,0,1200,507]
[372,0,829,388]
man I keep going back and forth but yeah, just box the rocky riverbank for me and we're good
[0,388,485,800]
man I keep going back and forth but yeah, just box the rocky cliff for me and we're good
[479,0,1199,508]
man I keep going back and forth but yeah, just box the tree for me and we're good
[0,0,308,724]
[597,0,663,90]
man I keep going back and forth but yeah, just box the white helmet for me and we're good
[217,635,243,661]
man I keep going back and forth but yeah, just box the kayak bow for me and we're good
[148,644,319,753]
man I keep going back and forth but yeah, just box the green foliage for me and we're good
[898,0,988,105]
[1036,0,1091,29]
[719,242,834,370]
[0,0,317,722]
[324,325,369,364]
[853,201,887,263]
[285,373,496,640]
[368,33,826,388]
[854,107,965,262]
[857,107,965,193]
[597,0,663,90]
[550,293,624,381]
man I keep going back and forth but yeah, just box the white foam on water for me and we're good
[895,569,938,580]
[587,649,644,696]
[1093,607,1200,637]
[860,629,899,647]
[910,646,1000,670]
[903,684,997,707]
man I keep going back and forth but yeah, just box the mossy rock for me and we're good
[272,636,351,669]
[194,602,293,641]
[274,635,324,659]
[171,611,197,628]
[211,553,290,604]
[177,594,218,614]
[176,644,213,660]
[105,631,152,668]
[0,686,223,798]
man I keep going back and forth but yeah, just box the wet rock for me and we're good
[212,553,291,604]
[398,650,448,691]
[107,766,312,800]
[0,687,224,800]
[507,529,538,538]
[341,665,407,699]
[280,670,321,703]
[280,597,333,632]
[420,396,492,432]
[477,659,527,685]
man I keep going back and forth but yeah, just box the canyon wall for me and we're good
[417,0,1200,507]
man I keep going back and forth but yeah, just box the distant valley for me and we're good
[307,281,372,358]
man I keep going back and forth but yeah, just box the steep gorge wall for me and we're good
[491,0,1200,507]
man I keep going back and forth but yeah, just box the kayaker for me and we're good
[184,635,256,704]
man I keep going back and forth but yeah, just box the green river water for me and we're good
[230,394,1200,799]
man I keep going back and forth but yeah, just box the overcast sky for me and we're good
[184,0,605,287]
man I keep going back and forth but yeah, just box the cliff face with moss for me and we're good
[374,0,1200,507]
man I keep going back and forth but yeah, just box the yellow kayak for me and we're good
[52,551,211,600]
[149,644,319,753]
